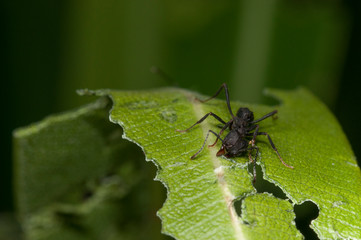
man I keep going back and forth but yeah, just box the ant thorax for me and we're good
[231,116,249,131]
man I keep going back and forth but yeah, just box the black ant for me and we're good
[177,83,294,183]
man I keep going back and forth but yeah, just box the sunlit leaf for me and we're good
[100,87,361,239]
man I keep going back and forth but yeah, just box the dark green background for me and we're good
[2,0,361,238]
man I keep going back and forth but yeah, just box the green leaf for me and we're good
[14,87,361,239]
[13,97,166,240]
[92,87,360,239]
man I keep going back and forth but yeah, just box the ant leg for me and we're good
[247,146,259,184]
[249,125,259,146]
[191,130,224,159]
[176,112,226,132]
[197,83,235,117]
[208,120,232,147]
[245,124,259,147]
[253,147,259,183]
[251,110,278,124]
[257,132,294,169]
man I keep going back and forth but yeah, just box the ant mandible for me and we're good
[177,83,294,183]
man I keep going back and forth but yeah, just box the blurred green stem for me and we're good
[231,0,278,103]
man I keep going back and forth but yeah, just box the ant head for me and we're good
[236,108,254,122]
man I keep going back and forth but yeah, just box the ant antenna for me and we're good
[150,66,179,87]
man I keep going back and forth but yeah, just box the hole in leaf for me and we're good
[247,164,320,239]
[233,163,288,218]
[233,197,243,217]
[294,201,320,240]
[249,163,287,199]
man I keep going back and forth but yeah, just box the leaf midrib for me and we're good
[187,91,246,240]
